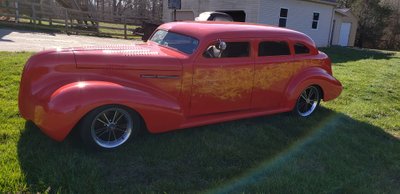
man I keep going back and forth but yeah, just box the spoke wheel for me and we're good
[295,86,321,117]
[90,108,133,148]
[79,105,141,150]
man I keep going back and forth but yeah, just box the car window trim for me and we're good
[257,39,293,57]
[149,29,200,55]
[201,40,252,59]
[293,42,312,56]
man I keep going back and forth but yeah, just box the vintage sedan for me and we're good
[19,21,342,149]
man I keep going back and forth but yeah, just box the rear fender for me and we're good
[282,67,342,110]
[36,81,184,141]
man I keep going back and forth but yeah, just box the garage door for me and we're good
[339,23,351,46]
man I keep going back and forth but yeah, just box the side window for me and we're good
[294,43,310,54]
[279,8,288,27]
[258,41,291,56]
[203,42,250,58]
[312,12,319,29]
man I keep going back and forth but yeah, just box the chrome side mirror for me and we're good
[216,39,227,51]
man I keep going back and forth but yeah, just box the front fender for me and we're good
[283,67,342,110]
[35,81,184,141]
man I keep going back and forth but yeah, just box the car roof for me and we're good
[158,21,316,47]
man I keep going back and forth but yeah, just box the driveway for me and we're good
[0,27,140,52]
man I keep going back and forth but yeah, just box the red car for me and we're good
[19,22,342,149]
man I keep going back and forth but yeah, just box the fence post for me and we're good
[31,3,36,28]
[64,9,68,33]
[15,0,19,24]
[124,18,127,39]
[39,3,42,25]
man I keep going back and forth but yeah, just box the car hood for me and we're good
[71,44,182,71]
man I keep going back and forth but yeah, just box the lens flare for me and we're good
[206,112,341,193]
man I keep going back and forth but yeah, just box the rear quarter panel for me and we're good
[282,51,342,110]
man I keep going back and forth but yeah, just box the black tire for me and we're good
[293,85,321,117]
[79,105,141,150]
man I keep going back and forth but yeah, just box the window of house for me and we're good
[312,12,320,29]
[294,43,310,54]
[203,42,250,58]
[279,8,288,27]
[258,41,291,56]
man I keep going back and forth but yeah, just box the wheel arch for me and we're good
[314,84,324,100]
[77,104,145,149]
[36,81,185,141]
[282,67,341,110]
[72,103,149,135]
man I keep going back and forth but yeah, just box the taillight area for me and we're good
[318,51,333,75]
[325,57,333,75]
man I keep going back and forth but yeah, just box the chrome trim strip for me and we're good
[156,75,179,79]
[140,74,179,79]
[140,74,157,78]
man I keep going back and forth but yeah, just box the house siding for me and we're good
[332,11,358,46]
[162,0,259,22]
[162,0,335,47]
[258,0,334,47]
[332,15,344,45]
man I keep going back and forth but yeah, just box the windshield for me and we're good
[150,30,199,54]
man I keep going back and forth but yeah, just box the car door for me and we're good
[251,39,295,110]
[190,39,254,116]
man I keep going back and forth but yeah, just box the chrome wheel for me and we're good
[90,108,133,149]
[296,86,320,117]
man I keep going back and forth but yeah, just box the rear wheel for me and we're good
[79,105,141,150]
[293,86,321,117]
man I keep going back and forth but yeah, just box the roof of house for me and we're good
[335,8,358,20]
[304,0,337,5]
[335,8,351,15]
[322,0,337,3]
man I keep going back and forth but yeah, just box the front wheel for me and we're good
[79,105,141,150]
[293,86,321,117]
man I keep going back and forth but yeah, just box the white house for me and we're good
[163,0,339,47]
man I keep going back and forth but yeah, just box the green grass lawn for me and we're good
[0,47,399,193]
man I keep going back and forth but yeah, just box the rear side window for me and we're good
[203,42,250,58]
[294,43,310,54]
[258,41,291,56]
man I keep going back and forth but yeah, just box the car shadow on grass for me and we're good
[320,46,396,64]
[17,107,400,193]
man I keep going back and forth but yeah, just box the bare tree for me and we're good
[338,0,398,50]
